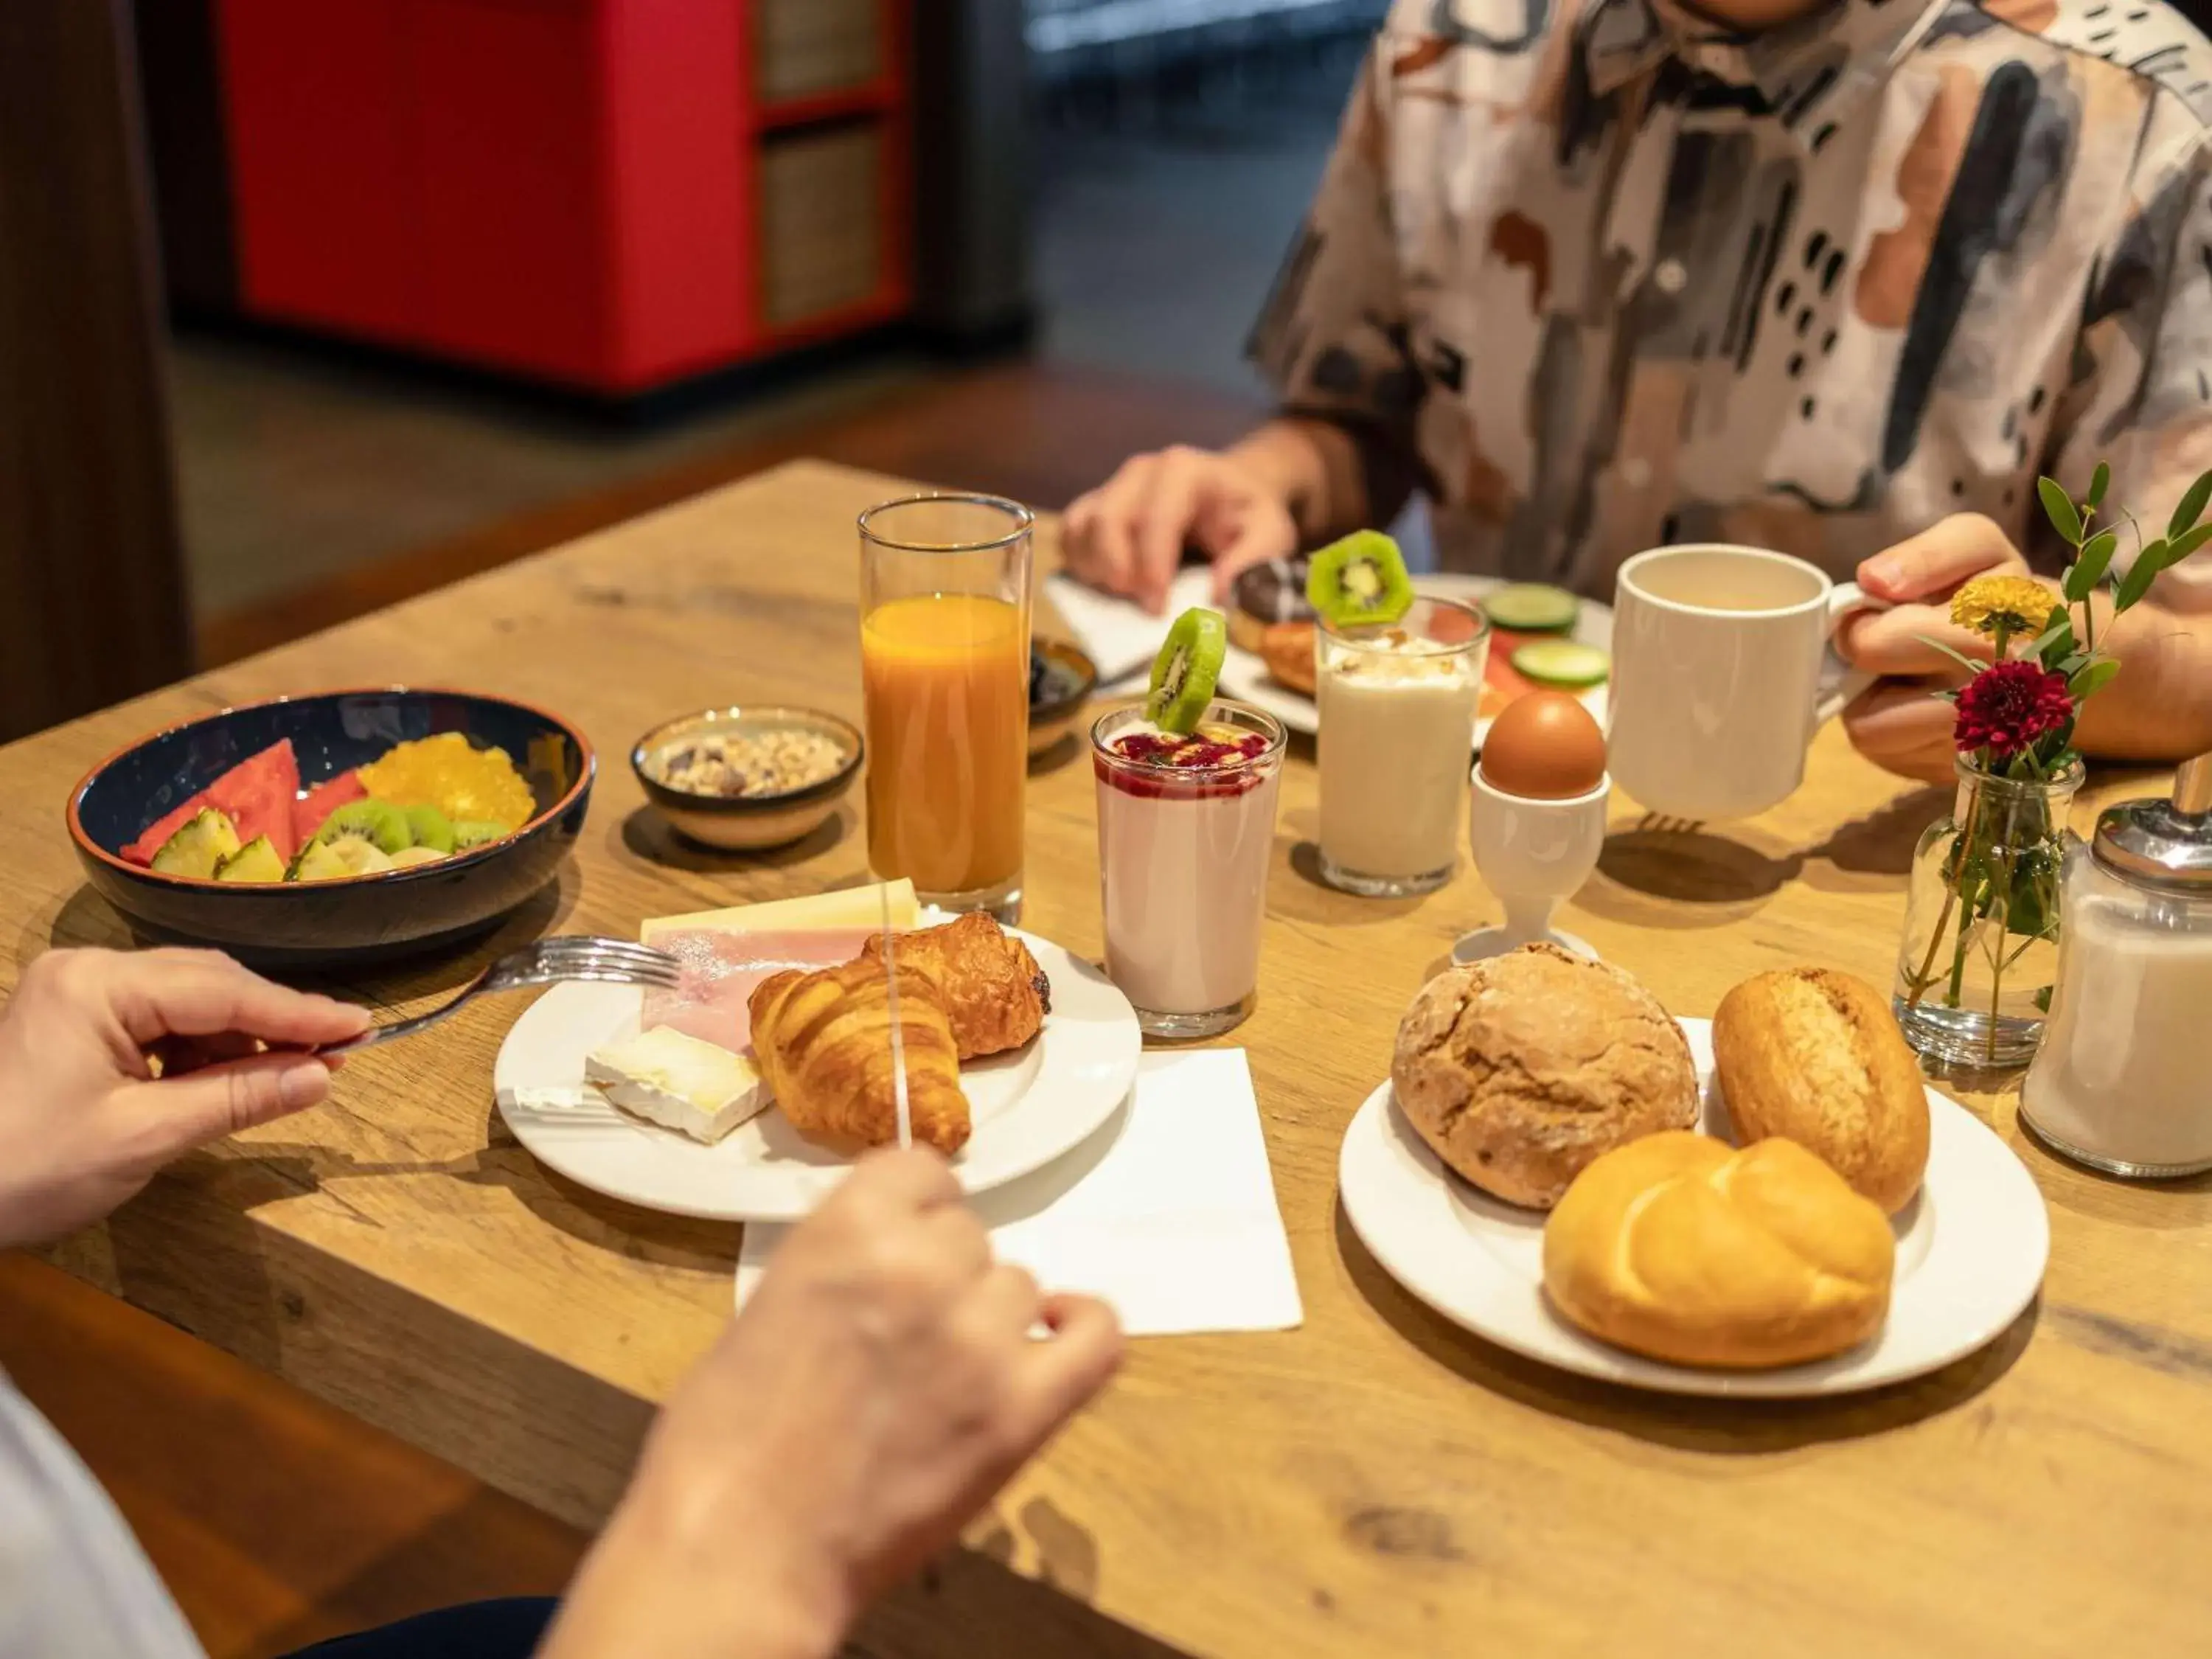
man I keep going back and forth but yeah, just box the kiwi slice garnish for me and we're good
[1306,530,1415,629]
[403,803,458,854]
[451,818,512,851]
[1145,608,1228,734]
[313,799,414,855]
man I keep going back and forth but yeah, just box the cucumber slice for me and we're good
[1510,639,1610,689]
[1484,583,1579,634]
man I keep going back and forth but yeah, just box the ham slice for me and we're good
[643,927,879,1053]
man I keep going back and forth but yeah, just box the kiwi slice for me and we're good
[313,799,414,855]
[451,818,512,851]
[403,804,457,854]
[1510,639,1611,689]
[291,838,396,882]
[1305,531,1414,629]
[1484,583,1579,634]
[1145,608,1228,734]
[215,836,286,884]
[151,809,241,880]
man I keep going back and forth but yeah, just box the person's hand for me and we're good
[0,948,369,1248]
[1837,514,2039,784]
[543,1149,1122,1659]
[1062,444,1298,613]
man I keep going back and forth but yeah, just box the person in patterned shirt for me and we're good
[1063,0,2212,781]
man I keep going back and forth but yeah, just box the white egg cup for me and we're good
[1453,767,1610,964]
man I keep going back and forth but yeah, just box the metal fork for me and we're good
[324,936,683,1055]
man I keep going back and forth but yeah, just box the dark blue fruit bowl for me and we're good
[68,688,594,969]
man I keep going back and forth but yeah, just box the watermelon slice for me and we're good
[125,739,305,866]
[293,770,366,849]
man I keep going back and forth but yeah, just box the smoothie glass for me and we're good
[860,494,1033,919]
[1091,701,1286,1039]
[1316,596,1488,897]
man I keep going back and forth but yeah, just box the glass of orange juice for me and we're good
[859,494,1034,919]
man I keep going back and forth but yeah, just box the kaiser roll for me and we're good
[1711,968,1930,1214]
[1542,1133,1894,1368]
[1391,943,1698,1209]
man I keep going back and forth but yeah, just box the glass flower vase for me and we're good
[1891,755,2084,1068]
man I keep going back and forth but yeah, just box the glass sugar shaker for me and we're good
[2020,750,2212,1177]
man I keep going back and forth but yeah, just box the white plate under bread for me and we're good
[1338,1018,2050,1398]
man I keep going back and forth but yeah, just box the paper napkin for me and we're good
[1042,568,1220,689]
[736,1048,1304,1338]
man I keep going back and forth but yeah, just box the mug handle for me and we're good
[1812,580,1892,726]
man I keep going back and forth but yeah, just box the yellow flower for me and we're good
[1950,575,2059,639]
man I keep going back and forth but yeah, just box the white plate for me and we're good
[494,929,1142,1221]
[1214,572,1613,745]
[1338,1018,2049,1397]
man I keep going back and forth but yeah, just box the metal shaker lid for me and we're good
[2093,751,2212,891]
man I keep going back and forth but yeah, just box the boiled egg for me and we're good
[1479,692,1607,799]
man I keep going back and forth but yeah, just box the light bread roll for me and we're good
[1711,968,1930,1214]
[1543,1133,1894,1369]
[1391,944,1698,1209]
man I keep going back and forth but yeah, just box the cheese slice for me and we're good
[641,878,918,946]
[586,1025,771,1144]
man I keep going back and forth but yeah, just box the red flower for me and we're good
[1955,660,2073,758]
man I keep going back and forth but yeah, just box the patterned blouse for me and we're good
[1248,0,2212,598]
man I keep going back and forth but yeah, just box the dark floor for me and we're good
[174,94,1345,624]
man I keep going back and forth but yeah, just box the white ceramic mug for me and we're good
[1607,544,1885,821]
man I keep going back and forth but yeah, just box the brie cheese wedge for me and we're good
[585,1025,771,1144]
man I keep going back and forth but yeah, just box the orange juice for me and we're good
[860,593,1028,898]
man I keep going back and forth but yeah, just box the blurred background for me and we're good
[1,0,1393,742]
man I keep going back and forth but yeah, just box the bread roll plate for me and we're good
[1339,1018,2048,1397]
[494,922,1141,1220]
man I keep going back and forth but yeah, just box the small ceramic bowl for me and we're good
[632,706,863,851]
[1029,639,1099,757]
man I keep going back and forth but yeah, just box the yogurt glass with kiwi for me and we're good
[1093,703,1285,1038]
[1092,609,1285,1037]
[1311,540,1488,896]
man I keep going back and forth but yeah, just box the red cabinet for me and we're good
[213,0,909,392]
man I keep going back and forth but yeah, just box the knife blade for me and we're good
[880,883,911,1150]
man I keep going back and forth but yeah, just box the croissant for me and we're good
[858,911,1050,1060]
[748,958,970,1154]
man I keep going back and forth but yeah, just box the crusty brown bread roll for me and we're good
[1542,1133,1894,1369]
[1711,967,1930,1214]
[1391,943,1698,1209]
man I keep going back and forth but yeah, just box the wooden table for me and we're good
[5,461,2208,1658]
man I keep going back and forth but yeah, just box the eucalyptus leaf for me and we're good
[2088,462,2111,508]
[2161,522,2212,568]
[2065,529,2119,599]
[2116,550,2163,610]
[2035,615,2076,669]
[2168,467,2212,538]
[2039,477,2084,545]
[2070,658,2121,700]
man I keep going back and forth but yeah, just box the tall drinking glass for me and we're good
[859,494,1034,919]
[1092,701,1286,1039]
[1316,596,1488,897]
